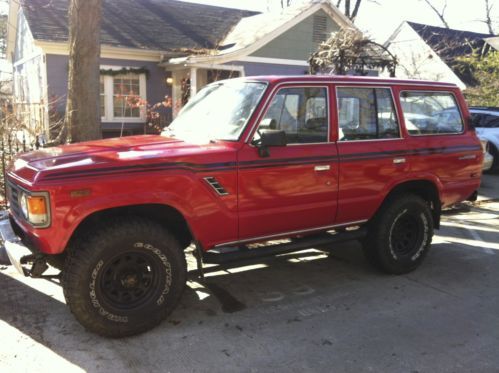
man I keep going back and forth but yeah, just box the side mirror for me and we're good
[255,129,287,157]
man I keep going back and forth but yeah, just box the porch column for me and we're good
[190,67,197,98]
[171,70,183,118]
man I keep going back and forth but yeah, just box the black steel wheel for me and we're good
[99,251,161,310]
[62,217,186,338]
[390,211,426,258]
[362,194,434,274]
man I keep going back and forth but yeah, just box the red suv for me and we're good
[1,76,483,337]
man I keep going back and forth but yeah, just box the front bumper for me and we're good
[0,213,34,276]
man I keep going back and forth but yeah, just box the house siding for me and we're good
[251,9,340,61]
[46,55,172,133]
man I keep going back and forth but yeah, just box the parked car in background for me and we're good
[470,106,499,171]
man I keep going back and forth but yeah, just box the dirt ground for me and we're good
[1,174,498,373]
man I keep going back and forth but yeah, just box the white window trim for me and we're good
[100,65,147,123]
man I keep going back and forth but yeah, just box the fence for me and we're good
[0,130,39,208]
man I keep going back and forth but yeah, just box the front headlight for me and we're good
[18,191,50,227]
[19,192,29,218]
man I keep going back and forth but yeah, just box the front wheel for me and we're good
[62,217,187,338]
[362,194,434,274]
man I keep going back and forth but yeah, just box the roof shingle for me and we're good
[23,0,258,52]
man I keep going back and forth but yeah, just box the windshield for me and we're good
[164,81,267,141]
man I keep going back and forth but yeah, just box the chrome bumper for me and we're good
[0,213,32,276]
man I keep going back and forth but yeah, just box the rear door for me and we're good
[334,85,408,224]
[237,84,339,241]
[397,88,482,206]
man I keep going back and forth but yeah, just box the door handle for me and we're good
[393,157,406,164]
[314,165,331,171]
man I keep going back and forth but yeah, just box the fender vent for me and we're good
[204,177,229,196]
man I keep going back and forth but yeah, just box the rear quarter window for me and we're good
[399,91,464,135]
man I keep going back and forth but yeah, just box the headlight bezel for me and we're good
[16,188,51,229]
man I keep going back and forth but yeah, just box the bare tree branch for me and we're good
[280,0,292,8]
[422,0,450,28]
[483,0,495,34]
[351,0,363,20]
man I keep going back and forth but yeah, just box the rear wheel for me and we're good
[62,217,186,338]
[362,194,433,274]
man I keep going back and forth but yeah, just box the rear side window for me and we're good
[337,87,399,141]
[400,91,464,135]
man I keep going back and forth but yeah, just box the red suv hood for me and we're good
[9,135,237,185]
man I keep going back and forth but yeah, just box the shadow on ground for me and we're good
[1,232,499,371]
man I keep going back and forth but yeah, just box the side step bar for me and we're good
[202,228,366,265]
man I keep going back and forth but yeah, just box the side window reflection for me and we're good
[256,87,329,144]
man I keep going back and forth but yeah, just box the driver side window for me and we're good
[256,87,329,144]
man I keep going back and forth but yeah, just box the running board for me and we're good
[202,228,367,264]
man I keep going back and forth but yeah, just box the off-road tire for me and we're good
[62,217,187,338]
[362,194,433,274]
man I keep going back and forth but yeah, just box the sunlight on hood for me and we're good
[118,150,163,159]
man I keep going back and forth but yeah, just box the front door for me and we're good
[237,85,339,241]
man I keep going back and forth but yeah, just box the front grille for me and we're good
[7,181,24,220]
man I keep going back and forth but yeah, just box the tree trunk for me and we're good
[64,0,102,143]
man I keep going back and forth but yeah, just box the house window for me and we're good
[113,75,141,118]
[100,68,147,122]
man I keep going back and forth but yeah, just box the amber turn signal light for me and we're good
[27,196,48,215]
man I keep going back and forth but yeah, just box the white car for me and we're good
[469,107,499,171]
